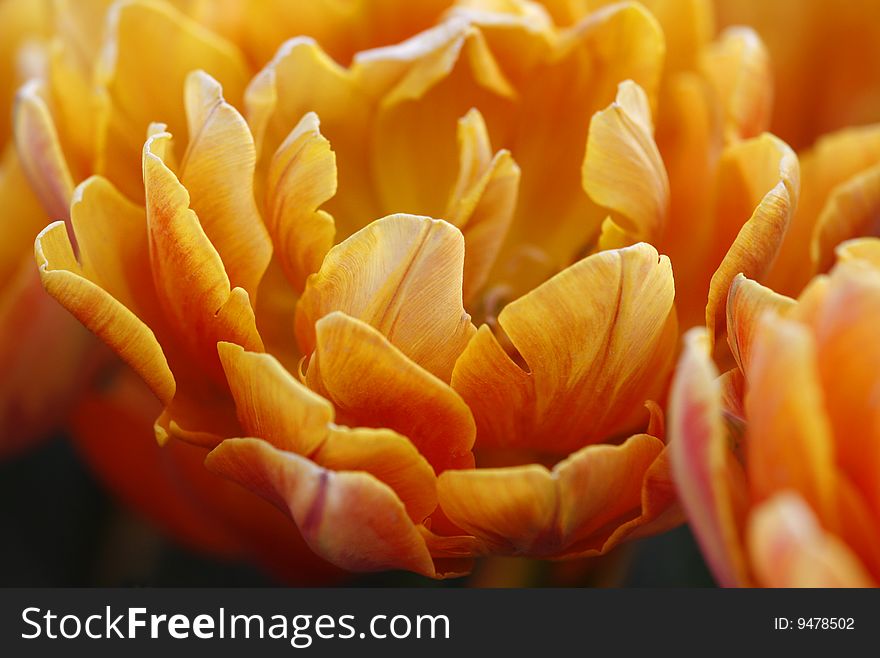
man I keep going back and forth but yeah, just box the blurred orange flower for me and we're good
[670,239,880,586]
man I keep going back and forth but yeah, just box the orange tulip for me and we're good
[670,238,880,586]
[16,0,834,579]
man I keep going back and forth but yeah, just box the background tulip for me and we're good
[670,240,880,586]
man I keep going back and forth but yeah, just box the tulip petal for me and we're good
[68,176,159,321]
[745,316,837,528]
[437,433,665,557]
[143,132,263,375]
[503,2,664,266]
[706,134,799,346]
[700,27,772,141]
[218,341,331,456]
[770,125,880,295]
[265,112,336,292]
[306,312,475,473]
[835,237,880,269]
[245,37,373,237]
[668,328,751,587]
[14,80,75,221]
[35,221,175,405]
[296,214,475,381]
[747,493,874,587]
[179,70,272,299]
[206,438,438,576]
[797,263,880,520]
[453,242,675,454]
[96,0,248,200]
[446,109,520,302]
[583,80,669,241]
[238,0,451,70]
[356,19,516,221]
[811,162,880,275]
[315,427,438,524]
[726,274,795,375]
[217,341,438,522]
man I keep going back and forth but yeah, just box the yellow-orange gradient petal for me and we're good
[35,221,175,405]
[218,341,438,522]
[265,112,336,293]
[445,108,520,302]
[505,2,664,266]
[179,70,271,299]
[14,80,75,221]
[748,492,874,588]
[811,162,880,275]
[453,242,675,454]
[295,214,475,381]
[705,134,799,346]
[668,328,750,587]
[437,433,664,557]
[245,37,372,237]
[143,132,263,373]
[745,316,837,529]
[726,274,795,376]
[305,312,475,473]
[769,124,880,296]
[835,238,880,269]
[96,0,249,199]
[583,79,669,242]
[206,438,438,576]
[699,27,772,142]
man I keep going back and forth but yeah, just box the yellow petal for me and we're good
[700,27,772,142]
[748,493,874,587]
[218,341,331,456]
[306,312,475,473]
[726,274,795,375]
[745,315,837,529]
[265,112,336,293]
[811,162,880,275]
[14,80,75,221]
[503,2,664,266]
[0,0,49,149]
[218,341,438,523]
[206,438,438,576]
[179,70,271,299]
[668,328,751,587]
[96,0,248,200]
[705,133,799,346]
[835,237,880,270]
[143,132,263,376]
[0,147,46,286]
[583,79,669,241]
[445,109,520,302]
[769,124,880,296]
[35,221,175,405]
[295,214,475,381]
[238,0,452,69]
[356,20,516,221]
[453,242,675,454]
[653,71,719,328]
[437,433,664,557]
[638,0,712,72]
[68,176,159,322]
[245,37,374,238]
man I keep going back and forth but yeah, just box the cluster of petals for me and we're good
[2,0,879,581]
